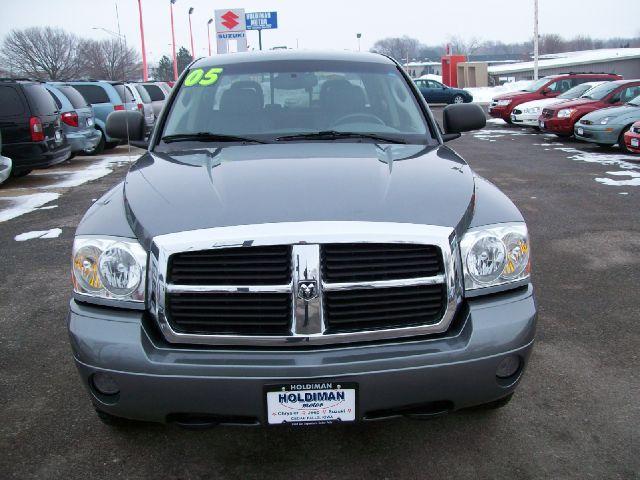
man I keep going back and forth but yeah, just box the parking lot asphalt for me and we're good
[0,111,638,480]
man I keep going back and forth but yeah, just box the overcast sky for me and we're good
[1,0,639,63]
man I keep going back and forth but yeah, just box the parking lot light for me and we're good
[137,0,148,81]
[170,0,178,81]
[188,7,195,58]
[207,18,213,56]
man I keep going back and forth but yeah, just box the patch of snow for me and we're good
[0,193,60,223]
[619,192,629,195]
[417,74,443,83]
[595,171,640,187]
[465,80,532,104]
[37,205,58,210]
[31,156,132,190]
[14,228,62,241]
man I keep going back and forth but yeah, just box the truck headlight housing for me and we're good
[557,108,575,118]
[460,223,530,292]
[72,236,147,305]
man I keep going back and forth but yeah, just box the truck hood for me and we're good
[581,104,640,123]
[123,143,476,245]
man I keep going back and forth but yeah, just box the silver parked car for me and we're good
[126,83,155,137]
[139,82,171,117]
[44,83,102,157]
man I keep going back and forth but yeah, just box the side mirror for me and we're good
[441,103,486,141]
[541,88,550,95]
[106,110,145,143]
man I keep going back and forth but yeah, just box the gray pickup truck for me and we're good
[68,51,536,427]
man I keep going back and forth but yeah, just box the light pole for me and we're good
[137,0,148,81]
[188,7,195,59]
[207,19,213,56]
[533,0,539,80]
[170,0,178,81]
[356,33,362,52]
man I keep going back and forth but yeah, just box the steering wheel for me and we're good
[333,113,386,126]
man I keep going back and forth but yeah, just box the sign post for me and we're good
[214,8,247,54]
[245,11,278,51]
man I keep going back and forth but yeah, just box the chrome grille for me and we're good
[324,284,446,333]
[321,243,442,282]
[150,222,462,346]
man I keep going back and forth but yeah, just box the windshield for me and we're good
[524,78,552,92]
[557,83,597,99]
[581,82,619,100]
[161,60,432,145]
[629,95,640,106]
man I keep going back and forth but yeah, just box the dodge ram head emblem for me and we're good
[297,280,318,301]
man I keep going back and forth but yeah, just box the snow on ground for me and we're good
[15,228,62,241]
[465,80,532,104]
[0,193,60,223]
[0,154,134,223]
[417,74,443,83]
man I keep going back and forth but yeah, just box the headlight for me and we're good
[599,117,611,125]
[460,223,530,292]
[496,99,512,106]
[524,107,540,114]
[72,236,147,304]
[557,108,575,118]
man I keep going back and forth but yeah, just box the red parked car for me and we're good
[488,73,622,123]
[539,80,640,137]
[624,120,640,153]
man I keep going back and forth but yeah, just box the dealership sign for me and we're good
[214,8,247,53]
[245,12,278,30]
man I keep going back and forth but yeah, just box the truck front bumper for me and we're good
[68,286,537,425]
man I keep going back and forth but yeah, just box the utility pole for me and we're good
[170,0,178,81]
[207,19,213,56]
[137,0,148,81]
[533,0,539,80]
[357,33,362,52]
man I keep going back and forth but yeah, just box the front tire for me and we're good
[104,141,120,150]
[618,127,632,153]
[452,95,464,104]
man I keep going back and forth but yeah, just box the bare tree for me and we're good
[539,34,564,54]
[447,35,481,56]
[0,27,81,80]
[371,36,422,63]
[78,38,141,81]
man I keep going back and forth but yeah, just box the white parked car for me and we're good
[0,130,12,185]
[510,82,605,127]
[125,83,155,136]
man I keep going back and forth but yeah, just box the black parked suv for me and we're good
[0,79,71,176]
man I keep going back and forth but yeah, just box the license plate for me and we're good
[632,138,639,147]
[54,130,63,143]
[539,121,545,129]
[87,117,94,127]
[266,382,357,425]
[577,127,584,135]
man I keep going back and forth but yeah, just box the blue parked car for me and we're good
[67,81,128,154]
[414,77,473,104]
[44,83,102,158]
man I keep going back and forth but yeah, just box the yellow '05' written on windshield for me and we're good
[184,68,224,87]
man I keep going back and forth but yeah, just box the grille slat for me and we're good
[168,245,292,286]
[321,243,443,283]
[324,284,446,333]
[166,291,292,335]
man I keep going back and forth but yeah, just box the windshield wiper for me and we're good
[162,132,266,144]
[275,131,406,144]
